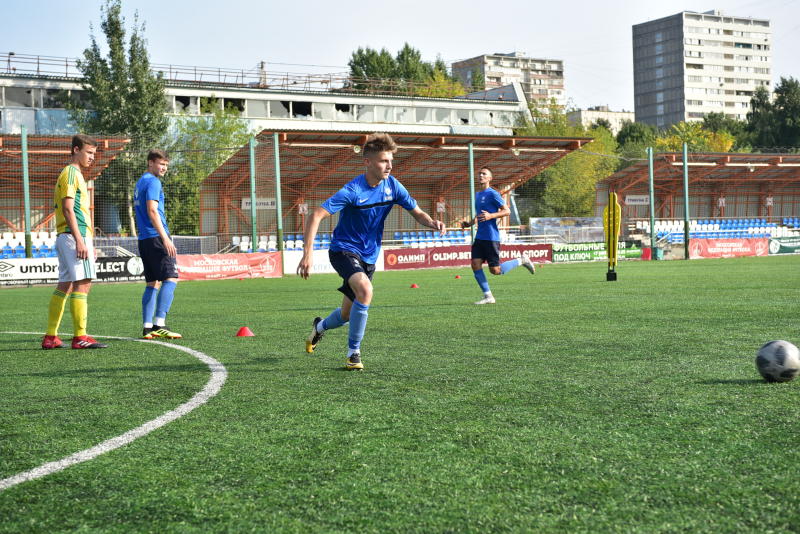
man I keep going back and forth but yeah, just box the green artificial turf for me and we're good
[0,256,798,533]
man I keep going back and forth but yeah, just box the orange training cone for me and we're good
[410,283,419,288]
[236,326,255,337]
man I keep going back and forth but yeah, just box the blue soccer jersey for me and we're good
[322,174,417,264]
[133,172,169,240]
[475,188,505,242]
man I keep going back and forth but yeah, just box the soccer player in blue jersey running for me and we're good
[298,133,445,370]
[133,149,182,340]
[462,166,535,305]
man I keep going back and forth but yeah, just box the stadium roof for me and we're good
[205,130,593,200]
[600,152,800,194]
[0,134,130,185]
[0,135,130,231]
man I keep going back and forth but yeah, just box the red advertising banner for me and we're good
[176,252,282,280]
[688,238,769,259]
[384,244,552,270]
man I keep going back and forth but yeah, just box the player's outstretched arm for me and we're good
[409,206,446,236]
[297,206,330,279]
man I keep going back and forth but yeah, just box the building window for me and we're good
[246,99,268,118]
[269,101,290,118]
[4,87,33,107]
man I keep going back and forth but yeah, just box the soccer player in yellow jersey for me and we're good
[42,134,108,350]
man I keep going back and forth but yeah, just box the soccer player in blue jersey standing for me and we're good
[462,167,535,305]
[133,149,182,340]
[298,133,445,370]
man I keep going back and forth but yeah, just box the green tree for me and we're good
[63,0,168,233]
[515,100,618,217]
[413,70,466,98]
[591,118,613,131]
[616,120,657,146]
[615,121,657,167]
[773,77,800,148]
[745,85,779,149]
[395,43,429,83]
[469,67,485,91]
[347,47,398,92]
[166,99,251,235]
[703,112,749,151]
[347,45,463,97]
[654,121,734,152]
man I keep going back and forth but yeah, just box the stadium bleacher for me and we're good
[635,218,797,244]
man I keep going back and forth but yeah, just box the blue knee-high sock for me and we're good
[321,307,348,331]
[154,281,177,325]
[347,300,369,351]
[142,286,158,326]
[473,269,491,293]
[500,258,521,275]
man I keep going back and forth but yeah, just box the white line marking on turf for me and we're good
[0,332,227,492]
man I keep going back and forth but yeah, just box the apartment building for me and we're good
[633,10,771,128]
[452,52,564,108]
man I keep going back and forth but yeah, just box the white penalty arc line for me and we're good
[0,332,227,492]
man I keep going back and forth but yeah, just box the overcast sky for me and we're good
[4,0,799,111]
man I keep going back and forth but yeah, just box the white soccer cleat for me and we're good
[474,295,496,305]
[520,254,536,274]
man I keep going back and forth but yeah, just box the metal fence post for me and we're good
[468,142,476,240]
[248,136,258,249]
[647,147,656,260]
[21,125,32,258]
[682,142,690,260]
[273,133,284,252]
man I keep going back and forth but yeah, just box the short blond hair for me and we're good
[363,133,397,157]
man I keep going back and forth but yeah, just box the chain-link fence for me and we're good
[0,130,596,259]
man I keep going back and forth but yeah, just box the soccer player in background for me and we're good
[298,133,445,370]
[133,149,182,340]
[462,167,535,305]
[42,134,108,349]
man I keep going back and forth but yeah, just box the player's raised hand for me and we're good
[435,219,446,236]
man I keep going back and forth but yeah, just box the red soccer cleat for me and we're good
[41,335,64,350]
[71,335,109,349]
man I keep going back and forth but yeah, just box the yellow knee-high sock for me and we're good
[46,290,68,336]
[69,292,88,337]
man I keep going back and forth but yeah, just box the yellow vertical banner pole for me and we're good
[604,190,621,281]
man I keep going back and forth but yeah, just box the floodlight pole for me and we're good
[248,136,258,250]
[273,133,284,252]
[647,147,656,260]
[468,142,476,240]
[682,142,690,260]
[21,125,32,258]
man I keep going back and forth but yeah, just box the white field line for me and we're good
[0,332,227,492]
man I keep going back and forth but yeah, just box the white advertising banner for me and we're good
[283,249,385,275]
[0,257,59,285]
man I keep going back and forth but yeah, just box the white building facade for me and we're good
[0,53,532,136]
[566,106,635,135]
[633,10,771,128]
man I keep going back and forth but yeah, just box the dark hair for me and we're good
[72,134,98,153]
[148,149,169,162]
[363,133,397,157]
[480,166,493,177]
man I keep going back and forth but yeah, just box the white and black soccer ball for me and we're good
[755,340,800,383]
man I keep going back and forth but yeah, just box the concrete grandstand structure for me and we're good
[0,53,532,137]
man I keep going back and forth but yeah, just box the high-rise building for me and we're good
[633,10,771,128]
[452,52,564,108]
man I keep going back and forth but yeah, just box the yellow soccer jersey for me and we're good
[54,164,92,238]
